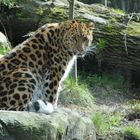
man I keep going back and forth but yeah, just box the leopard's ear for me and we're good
[87,22,94,30]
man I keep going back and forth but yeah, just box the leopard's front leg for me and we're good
[42,69,61,110]
[26,69,61,114]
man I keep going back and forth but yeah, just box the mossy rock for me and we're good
[0,109,96,140]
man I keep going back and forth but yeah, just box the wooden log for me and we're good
[84,5,140,73]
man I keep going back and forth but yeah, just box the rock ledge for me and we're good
[0,108,96,140]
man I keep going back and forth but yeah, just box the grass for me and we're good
[122,125,140,140]
[92,111,122,135]
[59,76,95,108]
[92,112,109,135]
[60,72,126,136]
[108,112,122,127]
[79,72,126,91]
[125,100,140,114]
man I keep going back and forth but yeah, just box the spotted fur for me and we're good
[0,20,93,113]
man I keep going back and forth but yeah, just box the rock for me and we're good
[0,108,96,140]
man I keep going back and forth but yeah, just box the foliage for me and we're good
[108,112,122,127]
[96,39,106,55]
[122,126,140,140]
[0,43,11,55]
[92,112,109,135]
[79,72,125,90]
[0,0,17,8]
[126,100,140,114]
[92,111,122,135]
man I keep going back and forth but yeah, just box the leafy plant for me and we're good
[0,0,16,8]
[0,43,11,55]
[96,39,106,56]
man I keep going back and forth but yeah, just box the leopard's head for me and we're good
[63,20,94,56]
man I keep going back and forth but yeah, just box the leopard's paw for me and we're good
[26,100,54,114]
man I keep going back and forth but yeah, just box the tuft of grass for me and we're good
[126,100,140,113]
[122,126,140,140]
[92,112,109,135]
[92,111,122,135]
[108,112,122,127]
[59,76,95,108]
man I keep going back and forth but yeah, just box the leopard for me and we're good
[0,20,94,114]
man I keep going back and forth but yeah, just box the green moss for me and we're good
[77,6,94,15]
[51,7,67,16]
[110,8,125,15]
[104,24,119,35]
[46,7,68,22]
[125,22,140,36]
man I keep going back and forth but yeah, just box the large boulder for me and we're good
[0,108,96,140]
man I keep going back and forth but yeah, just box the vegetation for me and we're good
[79,72,126,91]
[0,0,17,8]
[122,125,140,140]
[0,43,11,55]
[0,0,140,139]
[60,76,95,108]
[126,100,140,116]
[92,111,122,135]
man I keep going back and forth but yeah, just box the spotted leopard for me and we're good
[0,20,93,113]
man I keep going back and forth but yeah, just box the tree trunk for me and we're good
[68,0,75,20]
[68,0,78,85]
[84,5,140,74]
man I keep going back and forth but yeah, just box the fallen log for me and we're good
[0,1,140,74]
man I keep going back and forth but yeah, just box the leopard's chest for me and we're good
[60,55,76,83]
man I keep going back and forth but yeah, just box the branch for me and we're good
[124,13,134,54]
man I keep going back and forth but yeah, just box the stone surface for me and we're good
[0,108,96,140]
